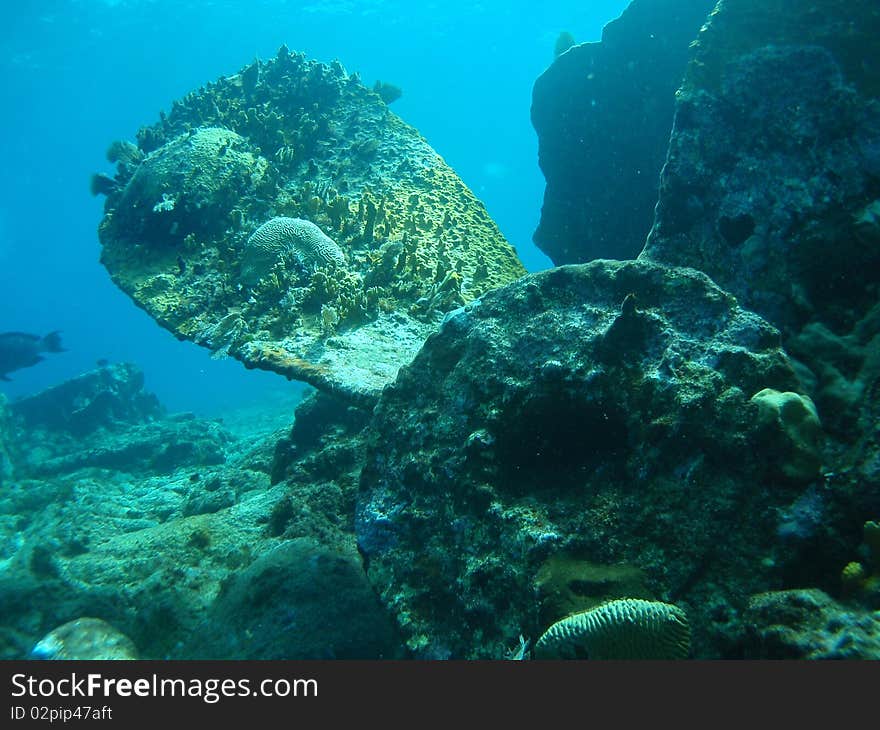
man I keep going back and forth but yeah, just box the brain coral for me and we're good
[534,599,691,660]
[241,217,345,285]
[112,126,269,243]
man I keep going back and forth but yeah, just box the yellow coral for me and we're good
[841,561,867,594]
[840,521,880,598]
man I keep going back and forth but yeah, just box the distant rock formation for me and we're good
[639,0,880,441]
[531,0,715,265]
[10,362,162,437]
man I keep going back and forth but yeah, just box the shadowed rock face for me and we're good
[531,0,715,265]
[639,0,880,443]
[642,2,880,333]
[96,47,526,406]
[357,259,809,659]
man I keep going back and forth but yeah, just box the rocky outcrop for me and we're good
[531,0,715,265]
[633,3,880,586]
[6,363,227,477]
[95,46,526,405]
[356,259,815,658]
[10,362,162,437]
[640,0,880,438]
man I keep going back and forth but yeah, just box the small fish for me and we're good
[0,331,66,381]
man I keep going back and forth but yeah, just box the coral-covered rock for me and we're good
[750,389,824,484]
[643,41,880,335]
[531,0,715,264]
[634,1,880,587]
[109,127,271,246]
[744,588,880,659]
[357,259,809,658]
[96,47,526,405]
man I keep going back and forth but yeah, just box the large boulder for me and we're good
[193,538,401,659]
[531,0,715,264]
[356,259,812,658]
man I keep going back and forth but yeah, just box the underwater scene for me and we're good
[1,0,879,660]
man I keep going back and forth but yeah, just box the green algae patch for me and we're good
[96,47,525,405]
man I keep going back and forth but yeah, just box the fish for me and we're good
[0,331,66,381]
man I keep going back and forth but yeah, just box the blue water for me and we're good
[0,0,629,415]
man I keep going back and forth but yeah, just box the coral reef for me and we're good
[95,47,526,405]
[356,259,812,658]
[40,0,878,664]
[533,598,690,660]
[531,0,716,264]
